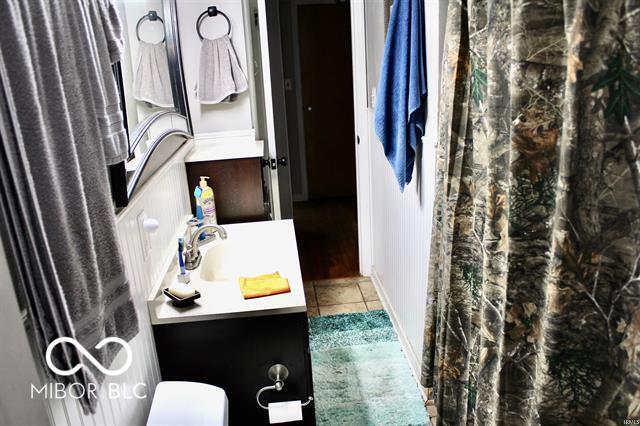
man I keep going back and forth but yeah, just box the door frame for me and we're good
[289,0,373,275]
[257,0,283,219]
[349,0,373,276]
[258,0,373,274]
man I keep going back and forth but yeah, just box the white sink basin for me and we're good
[199,238,280,282]
[198,239,238,282]
[148,220,307,325]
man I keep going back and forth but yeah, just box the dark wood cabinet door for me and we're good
[186,158,267,224]
[153,313,316,425]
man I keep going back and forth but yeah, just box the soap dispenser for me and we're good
[198,176,217,225]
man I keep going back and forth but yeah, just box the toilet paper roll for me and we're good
[268,400,303,424]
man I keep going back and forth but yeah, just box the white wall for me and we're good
[177,0,253,135]
[362,0,445,379]
[364,0,386,108]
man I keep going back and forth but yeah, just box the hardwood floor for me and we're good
[292,197,359,281]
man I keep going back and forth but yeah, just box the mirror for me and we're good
[109,0,276,210]
[111,0,193,206]
[116,1,188,132]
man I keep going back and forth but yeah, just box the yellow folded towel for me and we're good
[238,272,291,299]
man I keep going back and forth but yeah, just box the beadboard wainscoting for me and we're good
[46,146,192,426]
[361,0,445,388]
[368,131,437,383]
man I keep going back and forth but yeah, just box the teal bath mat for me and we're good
[309,310,428,425]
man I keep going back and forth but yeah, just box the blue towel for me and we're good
[374,0,427,191]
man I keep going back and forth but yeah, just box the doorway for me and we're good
[276,0,358,281]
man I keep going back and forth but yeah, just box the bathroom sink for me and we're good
[198,235,279,282]
[198,239,242,281]
[148,220,307,325]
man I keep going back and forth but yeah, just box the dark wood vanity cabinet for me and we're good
[152,311,316,425]
[186,158,267,224]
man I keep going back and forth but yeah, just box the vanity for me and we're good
[111,0,317,422]
[147,220,315,425]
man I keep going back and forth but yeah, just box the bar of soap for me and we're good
[168,282,196,299]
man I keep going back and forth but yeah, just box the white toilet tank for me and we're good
[147,381,229,426]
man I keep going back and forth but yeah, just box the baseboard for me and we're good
[370,269,428,402]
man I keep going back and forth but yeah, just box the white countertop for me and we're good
[147,220,307,325]
[185,139,264,163]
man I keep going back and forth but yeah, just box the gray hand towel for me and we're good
[134,41,174,107]
[196,34,248,104]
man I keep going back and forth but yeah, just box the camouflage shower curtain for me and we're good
[421,0,640,424]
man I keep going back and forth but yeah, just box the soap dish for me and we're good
[163,288,201,307]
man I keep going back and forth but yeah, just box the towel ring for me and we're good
[136,10,165,43]
[196,6,232,40]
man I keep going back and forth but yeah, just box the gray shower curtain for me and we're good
[422,0,640,424]
[0,0,138,414]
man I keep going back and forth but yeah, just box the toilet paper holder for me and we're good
[256,364,313,410]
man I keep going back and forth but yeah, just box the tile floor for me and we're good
[304,276,383,317]
[425,388,438,424]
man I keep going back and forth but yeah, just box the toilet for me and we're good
[147,381,229,426]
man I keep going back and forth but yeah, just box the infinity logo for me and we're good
[45,337,133,377]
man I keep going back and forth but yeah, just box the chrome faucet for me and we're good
[184,223,228,270]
